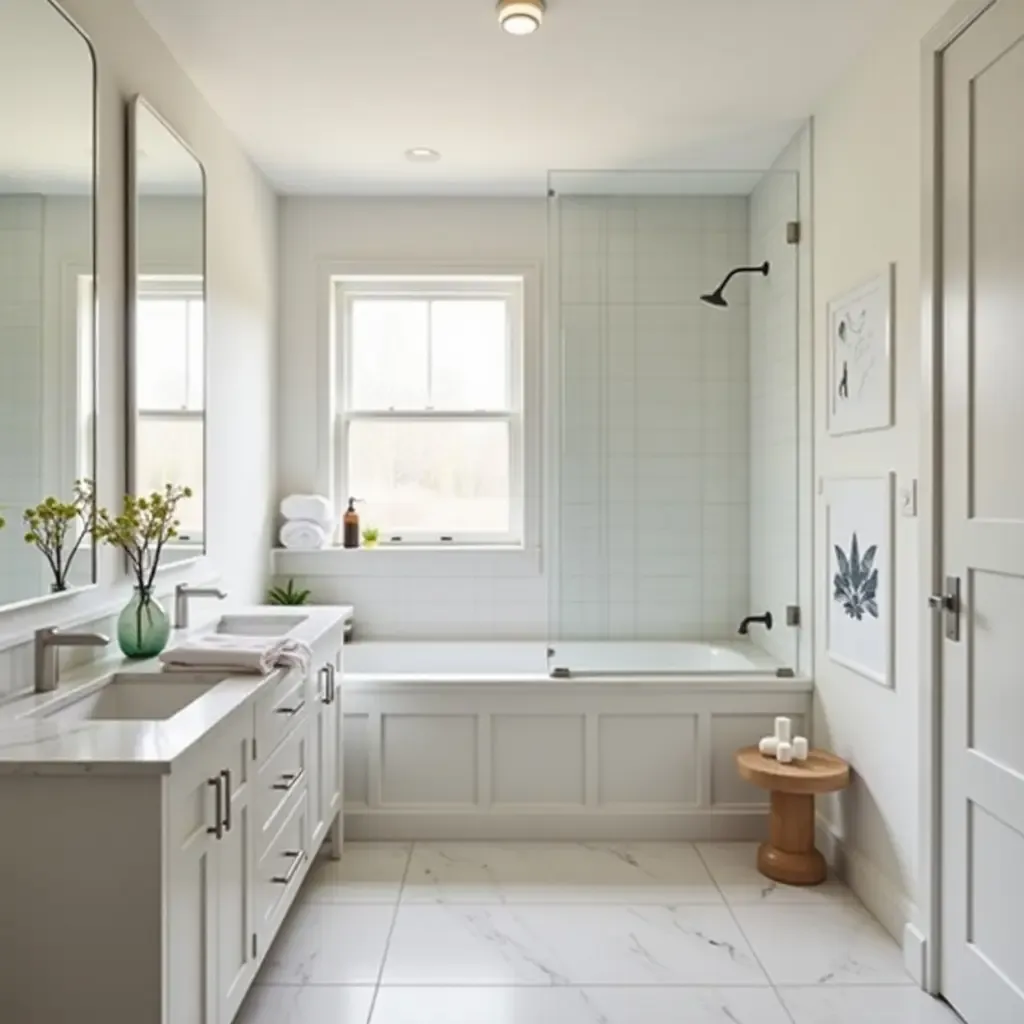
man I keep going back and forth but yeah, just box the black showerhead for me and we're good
[700,261,770,308]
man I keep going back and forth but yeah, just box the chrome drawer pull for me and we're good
[221,769,232,832]
[272,769,306,792]
[272,850,304,885]
[275,700,306,717]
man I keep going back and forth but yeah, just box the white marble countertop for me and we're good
[0,605,352,777]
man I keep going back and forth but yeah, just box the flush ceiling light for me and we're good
[405,147,441,162]
[498,0,545,35]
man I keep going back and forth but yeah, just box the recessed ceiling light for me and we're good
[497,0,545,35]
[405,147,441,163]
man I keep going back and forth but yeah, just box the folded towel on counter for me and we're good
[159,634,312,676]
[280,493,334,527]
[279,519,328,550]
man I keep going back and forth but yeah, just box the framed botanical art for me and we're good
[825,473,895,688]
[827,266,895,435]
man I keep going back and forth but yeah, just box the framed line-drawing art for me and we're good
[825,473,895,688]
[827,266,895,435]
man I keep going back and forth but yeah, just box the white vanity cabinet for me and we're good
[0,616,347,1024]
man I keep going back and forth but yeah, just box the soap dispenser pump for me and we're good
[343,498,361,549]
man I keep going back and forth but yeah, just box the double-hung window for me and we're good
[134,275,205,544]
[335,275,524,545]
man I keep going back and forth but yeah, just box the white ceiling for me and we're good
[132,0,894,196]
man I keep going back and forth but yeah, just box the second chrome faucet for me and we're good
[173,583,228,630]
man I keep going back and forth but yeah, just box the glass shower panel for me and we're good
[548,170,801,674]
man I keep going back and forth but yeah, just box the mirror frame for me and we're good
[0,0,99,613]
[125,95,208,570]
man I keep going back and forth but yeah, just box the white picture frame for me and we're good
[827,266,894,435]
[825,473,895,688]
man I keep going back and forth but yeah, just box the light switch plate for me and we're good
[899,480,918,518]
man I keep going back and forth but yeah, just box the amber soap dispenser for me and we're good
[343,498,361,549]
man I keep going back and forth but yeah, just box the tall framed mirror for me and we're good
[0,0,97,608]
[127,97,207,566]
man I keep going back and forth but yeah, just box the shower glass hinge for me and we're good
[786,221,801,245]
[785,605,801,627]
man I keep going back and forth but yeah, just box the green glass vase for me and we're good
[117,587,171,659]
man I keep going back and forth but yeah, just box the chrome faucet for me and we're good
[174,583,227,629]
[34,628,109,693]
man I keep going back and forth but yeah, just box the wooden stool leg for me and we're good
[757,790,826,886]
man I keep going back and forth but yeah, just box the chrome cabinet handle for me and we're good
[221,769,232,832]
[275,700,306,717]
[272,768,306,792]
[318,666,329,705]
[272,850,304,885]
[327,662,337,704]
[207,777,223,839]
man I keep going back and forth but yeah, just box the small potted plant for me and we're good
[95,483,192,658]
[361,526,380,549]
[23,480,95,593]
[267,579,311,606]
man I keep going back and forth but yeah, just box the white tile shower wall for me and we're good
[556,197,750,641]
[748,171,800,667]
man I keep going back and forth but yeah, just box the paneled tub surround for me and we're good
[342,639,812,842]
[0,604,350,1024]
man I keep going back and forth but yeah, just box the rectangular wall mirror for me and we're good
[0,0,97,608]
[128,97,207,566]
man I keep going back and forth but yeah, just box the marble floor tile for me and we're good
[732,904,913,986]
[256,902,396,986]
[370,986,792,1023]
[236,985,374,1024]
[304,843,411,903]
[696,842,858,905]
[381,903,768,986]
[779,986,964,1023]
[403,841,722,904]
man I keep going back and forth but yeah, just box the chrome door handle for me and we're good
[318,665,329,705]
[271,850,304,885]
[221,769,232,832]
[207,776,223,840]
[327,662,337,704]
[930,575,961,642]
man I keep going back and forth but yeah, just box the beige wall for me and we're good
[0,0,277,669]
[811,0,959,940]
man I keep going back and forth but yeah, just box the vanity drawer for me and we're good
[257,719,308,841]
[256,668,307,761]
[256,787,309,946]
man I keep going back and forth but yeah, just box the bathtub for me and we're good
[340,639,811,842]
[344,639,786,681]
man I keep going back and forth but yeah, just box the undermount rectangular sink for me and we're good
[42,677,219,724]
[215,614,307,637]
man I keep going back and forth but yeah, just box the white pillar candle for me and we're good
[774,717,792,744]
[759,736,779,757]
[776,741,794,764]
[792,736,809,761]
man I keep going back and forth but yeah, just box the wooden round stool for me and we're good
[735,746,851,886]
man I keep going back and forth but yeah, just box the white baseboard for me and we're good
[816,814,917,946]
[903,922,928,986]
[345,807,771,842]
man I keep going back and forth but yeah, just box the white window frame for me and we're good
[334,274,525,547]
[136,273,205,546]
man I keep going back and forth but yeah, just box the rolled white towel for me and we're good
[280,494,333,527]
[160,635,312,676]
[280,519,328,551]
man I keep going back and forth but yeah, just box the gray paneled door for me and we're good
[940,1,1024,1020]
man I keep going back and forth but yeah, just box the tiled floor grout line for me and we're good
[364,842,415,1024]
[692,842,799,1024]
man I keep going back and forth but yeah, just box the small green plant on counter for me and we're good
[361,526,380,549]
[23,479,95,593]
[268,578,312,606]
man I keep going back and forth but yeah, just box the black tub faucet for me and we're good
[738,612,773,635]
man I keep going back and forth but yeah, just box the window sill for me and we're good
[271,545,542,578]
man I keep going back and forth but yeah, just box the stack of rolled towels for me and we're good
[279,494,334,551]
